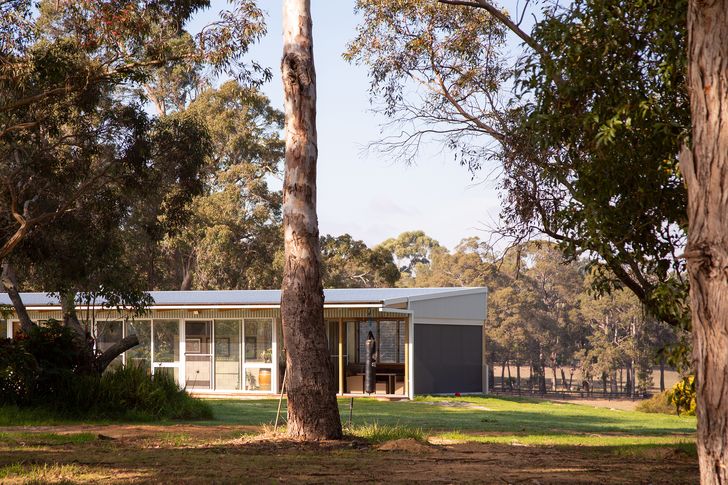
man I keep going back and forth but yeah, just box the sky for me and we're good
[191,1,531,250]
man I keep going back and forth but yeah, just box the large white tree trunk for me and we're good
[681,1,728,482]
[280,0,342,440]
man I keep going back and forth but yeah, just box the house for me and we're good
[0,287,487,398]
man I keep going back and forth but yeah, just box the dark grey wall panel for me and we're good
[414,324,482,394]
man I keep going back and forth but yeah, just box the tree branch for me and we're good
[0,260,35,334]
[96,334,139,373]
[438,0,548,59]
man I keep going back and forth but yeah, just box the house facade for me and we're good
[0,287,487,398]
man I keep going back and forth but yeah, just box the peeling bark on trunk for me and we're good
[682,1,728,481]
[280,0,342,440]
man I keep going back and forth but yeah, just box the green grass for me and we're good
[0,431,97,446]
[345,422,427,444]
[0,395,697,449]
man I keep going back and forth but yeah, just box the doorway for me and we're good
[185,320,212,390]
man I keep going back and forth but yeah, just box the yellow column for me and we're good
[338,318,344,395]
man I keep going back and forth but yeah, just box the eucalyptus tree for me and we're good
[157,81,285,291]
[280,0,342,440]
[681,0,728,479]
[346,0,689,328]
[0,0,267,371]
[320,234,400,288]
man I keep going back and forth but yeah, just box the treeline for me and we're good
[316,231,682,396]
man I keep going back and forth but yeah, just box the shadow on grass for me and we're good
[0,397,697,440]
[0,434,699,484]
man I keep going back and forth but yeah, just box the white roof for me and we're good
[0,287,487,308]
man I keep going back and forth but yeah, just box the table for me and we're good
[355,372,398,395]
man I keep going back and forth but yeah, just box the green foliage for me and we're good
[155,81,285,290]
[667,375,696,416]
[347,0,692,356]
[0,324,209,420]
[502,0,690,333]
[379,231,444,278]
[0,338,38,404]
[636,391,676,415]
[321,234,400,288]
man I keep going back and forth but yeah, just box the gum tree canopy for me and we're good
[349,0,728,482]
[0,0,266,372]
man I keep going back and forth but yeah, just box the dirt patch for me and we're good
[0,425,698,484]
[377,438,435,453]
[415,400,493,411]
[0,424,259,440]
[548,398,640,411]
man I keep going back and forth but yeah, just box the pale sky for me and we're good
[191,1,531,250]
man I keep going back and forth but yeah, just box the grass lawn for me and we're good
[0,396,698,484]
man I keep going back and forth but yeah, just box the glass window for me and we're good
[244,319,272,363]
[185,321,211,355]
[125,320,151,369]
[12,321,21,338]
[354,320,405,364]
[153,320,179,363]
[0,320,6,339]
[379,321,398,363]
[96,320,123,370]
[245,367,272,391]
[357,320,377,362]
[215,320,241,390]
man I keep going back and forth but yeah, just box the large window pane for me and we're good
[245,367,272,391]
[125,320,151,369]
[356,320,377,363]
[379,321,398,363]
[244,319,272,363]
[215,320,241,390]
[0,320,6,339]
[96,320,123,370]
[153,320,179,363]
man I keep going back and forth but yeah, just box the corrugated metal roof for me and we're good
[0,287,486,307]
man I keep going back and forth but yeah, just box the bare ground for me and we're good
[0,424,698,484]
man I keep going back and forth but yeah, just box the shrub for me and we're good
[0,338,38,405]
[636,392,675,415]
[0,324,211,421]
[667,376,696,416]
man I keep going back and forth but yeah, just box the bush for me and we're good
[0,338,38,404]
[667,376,696,416]
[636,392,676,415]
[636,377,697,416]
[0,324,211,421]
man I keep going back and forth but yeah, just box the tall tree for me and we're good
[681,0,728,480]
[0,0,266,370]
[280,0,342,440]
[157,81,285,291]
[320,234,400,288]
